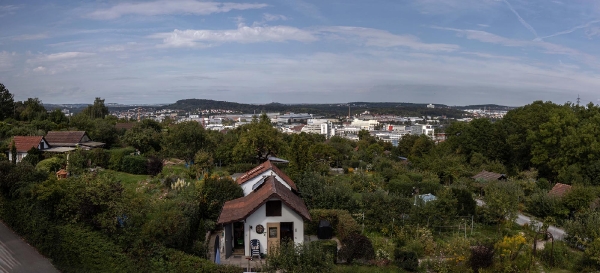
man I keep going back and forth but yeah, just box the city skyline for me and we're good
[1,0,600,106]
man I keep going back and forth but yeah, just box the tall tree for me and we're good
[122,123,162,153]
[19,98,47,121]
[0,83,14,121]
[233,113,283,163]
[81,97,109,119]
[162,121,209,163]
[483,181,523,231]
[10,141,16,165]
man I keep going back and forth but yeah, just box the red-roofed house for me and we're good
[235,160,298,196]
[8,136,49,163]
[548,183,572,198]
[218,162,310,258]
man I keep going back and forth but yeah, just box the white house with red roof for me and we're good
[217,161,310,259]
[8,136,49,163]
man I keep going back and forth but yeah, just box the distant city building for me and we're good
[427,104,435,109]
[410,124,435,137]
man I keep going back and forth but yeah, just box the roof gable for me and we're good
[218,176,310,224]
[236,160,298,191]
[472,170,507,181]
[45,131,88,146]
[12,136,46,152]
[548,183,572,197]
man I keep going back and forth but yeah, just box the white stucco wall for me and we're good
[243,199,305,256]
[240,171,292,196]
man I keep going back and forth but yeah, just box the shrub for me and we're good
[88,148,109,168]
[469,245,494,272]
[338,233,375,263]
[265,241,334,272]
[122,155,147,175]
[147,156,163,177]
[308,209,361,241]
[394,249,418,272]
[108,147,136,171]
[311,239,338,263]
[539,240,577,270]
[225,163,256,174]
[36,157,65,174]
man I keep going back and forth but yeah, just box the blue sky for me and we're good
[0,0,599,106]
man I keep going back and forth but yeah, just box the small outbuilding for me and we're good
[317,220,333,240]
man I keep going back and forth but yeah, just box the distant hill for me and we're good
[454,104,515,110]
[163,99,470,118]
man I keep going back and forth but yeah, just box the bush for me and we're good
[147,156,163,177]
[224,163,256,174]
[88,148,109,168]
[36,157,65,174]
[311,240,338,264]
[122,155,147,175]
[338,233,375,263]
[308,209,361,241]
[469,245,494,272]
[539,240,578,270]
[108,147,136,171]
[265,241,334,272]
[394,249,418,272]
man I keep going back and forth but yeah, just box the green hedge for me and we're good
[0,193,240,273]
[108,147,137,171]
[122,155,147,175]
[36,157,65,174]
[307,209,361,241]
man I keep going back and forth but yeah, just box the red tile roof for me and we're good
[217,176,311,224]
[115,123,136,130]
[45,131,87,146]
[472,170,507,181]
[236,161,298,191]
[12,136,45,152]
[548,183,572,197]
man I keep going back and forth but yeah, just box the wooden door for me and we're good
[267,222,280,254]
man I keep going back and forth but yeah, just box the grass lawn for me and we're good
[102,169,150,191]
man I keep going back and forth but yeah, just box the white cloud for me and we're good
[537,20,600,41]
[501,0,538,38]
[461,52,520,61]
[0,5,19,17]
[281,0,325,21]
[31,52,96,62]
[263,13,288,22]
[319,26,459,52]
[6,48,600,105]
[413,0,499,14]
[0,51,17,71]
[149,24,317,47]
[88,0,268,20]
[434,27,597,64]
[33,66,47,73]
[12,33,49,41]
[586,27,600,38]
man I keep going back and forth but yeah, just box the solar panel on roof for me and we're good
[252,177,267,191]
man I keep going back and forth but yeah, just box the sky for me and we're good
[1,0,599,106]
